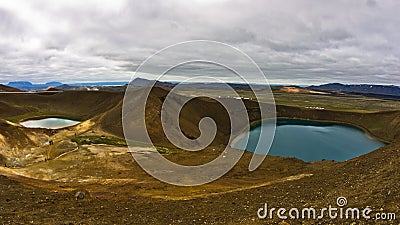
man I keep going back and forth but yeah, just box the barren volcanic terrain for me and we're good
[0,86,399,224]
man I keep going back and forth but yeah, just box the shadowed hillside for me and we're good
[0,84,22,92]
[310,83,400,98]
[0,91,124,122]
[99,87,237,147]
[0,119,51,165]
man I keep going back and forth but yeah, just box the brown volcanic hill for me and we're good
[98,86,239,148]
[45,87,61,91]
[280,86,327,94]
[0,119,50,162]
[0,91,124,122]
[0,84,22,92]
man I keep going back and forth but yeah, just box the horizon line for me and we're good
[1,80,399,87]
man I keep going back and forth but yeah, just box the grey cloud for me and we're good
[0,8,25,36]
[366,0,377,8]
[0,0,399,85]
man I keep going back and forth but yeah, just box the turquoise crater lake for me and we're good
[20,118,80,129]
[233,119,386,162]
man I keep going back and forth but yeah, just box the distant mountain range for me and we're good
[6,81,128,91]
[7,81,63,91]
[67,82,128,87]
[309,83,400,98]
[2,80,400,98]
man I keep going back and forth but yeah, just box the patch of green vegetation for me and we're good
[156,146,185,154]
[123,140,184,154]
[71,136,127,147]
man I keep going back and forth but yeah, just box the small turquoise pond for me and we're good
[21,118,80,129]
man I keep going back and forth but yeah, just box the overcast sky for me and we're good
[0,0,399,85]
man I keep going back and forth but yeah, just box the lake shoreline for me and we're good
[234,118,387,162]
[19,115,83,123]
[248,116,391,144]
[20,117,81,129]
